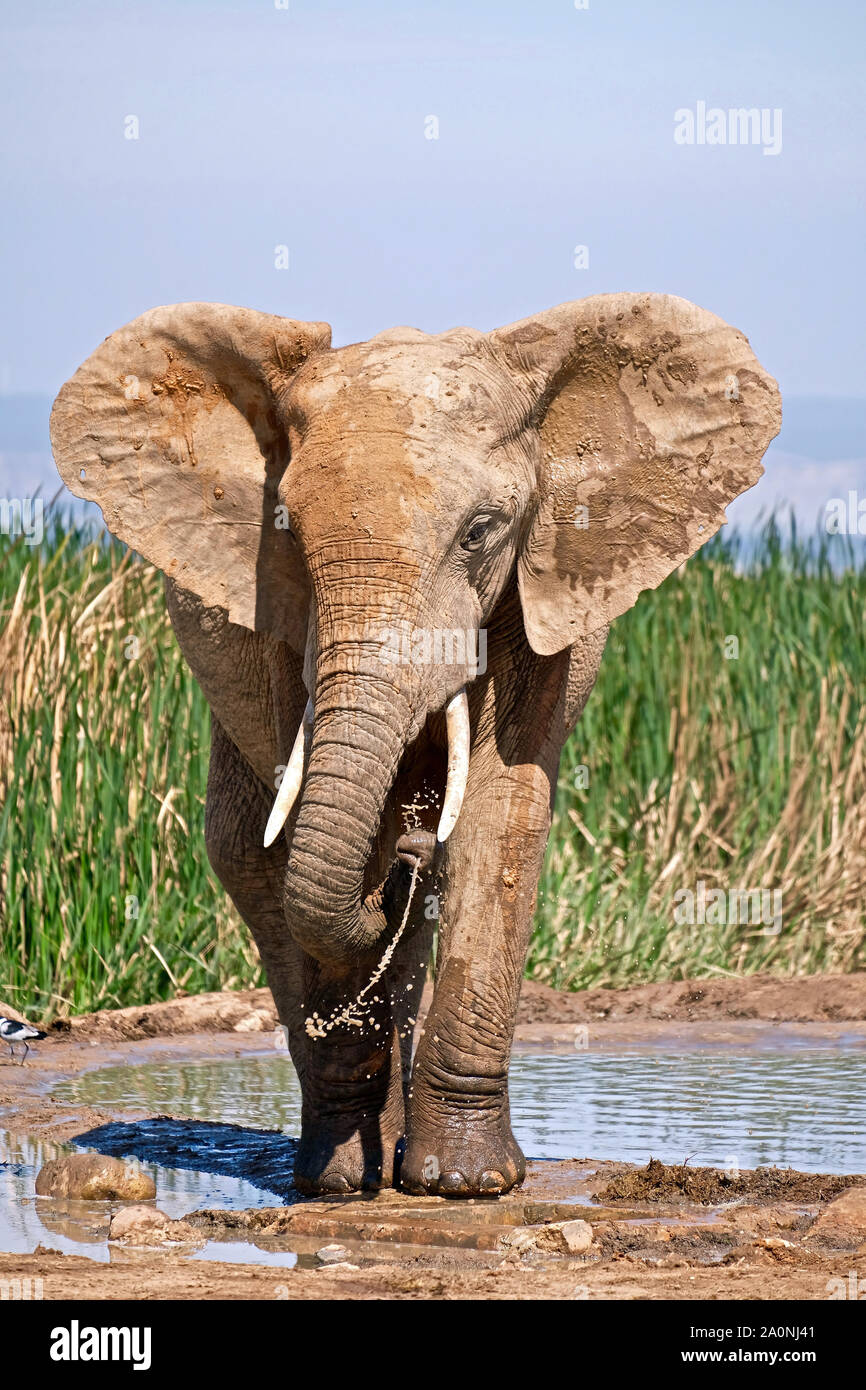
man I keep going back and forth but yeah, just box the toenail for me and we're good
[479,1170,506,1192]
[438,1171,469,1194]
[321,1173,352,1193]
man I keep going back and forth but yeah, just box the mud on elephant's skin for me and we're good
[51,293,780,1197]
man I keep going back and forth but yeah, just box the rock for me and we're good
[232,1009,274,1033]
[729,1205,802,1237]
[108,1205,201,1246]
[558,1219,595,1253]
[809,1187,866,1246]
[722,1242,778,1266]
[316,1243,352,1264]
[35,1153,156,1201]
[501,1219,595,1255]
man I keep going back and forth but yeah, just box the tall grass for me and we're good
[1,514,864,1016]
[532,522,866,988]
[0,515,258,1016]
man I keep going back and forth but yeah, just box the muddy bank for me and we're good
[598,1156,860,1206]
[516,972,866,1024]
[4,970,865,1045]
[3,1246,861,1300]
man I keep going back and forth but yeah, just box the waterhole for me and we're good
[0,1128,298,1268]
[55,1043,866,1174]
[3,1041,861,1269]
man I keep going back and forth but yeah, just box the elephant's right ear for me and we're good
[490,294,781,656]
[50,303,331,651]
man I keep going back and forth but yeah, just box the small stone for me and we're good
[233,1009,273,1033]
[501,1227,537,1252]
[316,1243,351,1264]
[35,1154,156,1202]
[108,1204,201,1246]
[558,1219,594,1254]
[501,1219,595,1255]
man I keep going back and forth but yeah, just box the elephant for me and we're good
[50,293,780,1198]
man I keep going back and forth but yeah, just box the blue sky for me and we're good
[1,0,864,526]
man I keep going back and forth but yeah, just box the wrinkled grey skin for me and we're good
[50,295,780,1197]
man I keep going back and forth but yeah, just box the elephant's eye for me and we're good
[461,516,492,551]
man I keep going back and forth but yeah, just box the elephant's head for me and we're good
[51,295,780,967]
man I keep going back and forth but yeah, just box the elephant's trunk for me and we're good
[280,645,423,968]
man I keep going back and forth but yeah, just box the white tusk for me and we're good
[436,688,470,843]
[264,699,313,847]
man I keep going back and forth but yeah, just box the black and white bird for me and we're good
[0,1016,47,1064]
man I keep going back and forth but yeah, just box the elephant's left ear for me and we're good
[489,293,781,656]
[50,303,331,652]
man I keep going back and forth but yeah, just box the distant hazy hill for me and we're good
[778,397,866,461]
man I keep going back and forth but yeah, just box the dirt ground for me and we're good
[2,1246,863,1301]
[1,972,864,1300]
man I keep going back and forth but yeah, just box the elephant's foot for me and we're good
[400,1117,526,1198]
[294,1118,403,1195]
[291,1026,406,1196]
[289,889,432,1197]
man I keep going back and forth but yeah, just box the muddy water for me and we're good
[511,1049,865,1171]
[55,1045,866,1174]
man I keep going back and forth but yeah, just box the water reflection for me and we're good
[0,1129,295,1266]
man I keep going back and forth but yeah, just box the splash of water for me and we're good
[304,862,420,1040]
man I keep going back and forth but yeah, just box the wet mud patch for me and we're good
[598,1157,862,1206]
[0,1128,298,1268]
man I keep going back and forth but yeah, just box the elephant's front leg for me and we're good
[292,915,432,1193]
[206,717,431,1194]
[291,776,438,1193]
[401,758,556,1198]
